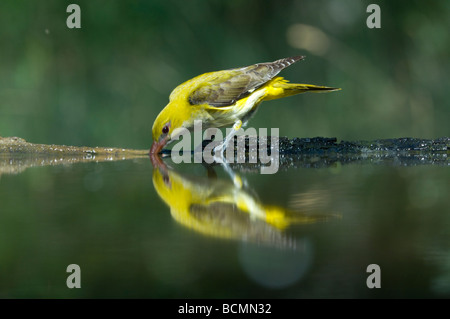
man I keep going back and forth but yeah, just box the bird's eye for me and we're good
[162,125,169,134]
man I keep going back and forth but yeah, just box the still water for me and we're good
[0,155,449,298]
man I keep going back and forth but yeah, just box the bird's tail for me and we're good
[264,205,338,230]
[264,77,340,101]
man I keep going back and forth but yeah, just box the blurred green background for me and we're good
[0,0,448,148]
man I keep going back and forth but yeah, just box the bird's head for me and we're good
[150,104,184,155]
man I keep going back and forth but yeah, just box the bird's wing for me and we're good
[189,56,305,107]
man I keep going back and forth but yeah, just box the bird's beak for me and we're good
[150,135,170,156]
[150,137,171,172]
[150,138,167,171]
[150,148,167,171]
[150,139,165,156]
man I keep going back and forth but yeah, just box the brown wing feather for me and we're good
[189,56,305,107]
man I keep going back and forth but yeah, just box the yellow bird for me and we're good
[150,56,339,155]
[151,158,336,247]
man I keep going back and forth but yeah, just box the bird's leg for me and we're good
[210,119,249,188]
[214,120,242,157]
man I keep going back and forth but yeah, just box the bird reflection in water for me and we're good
[150,154,338,250]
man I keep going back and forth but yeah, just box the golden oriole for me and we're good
[150,56,339,155]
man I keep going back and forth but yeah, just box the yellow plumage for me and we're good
[151,56,339,154]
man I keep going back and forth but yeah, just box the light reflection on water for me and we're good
[0,156,449,298]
